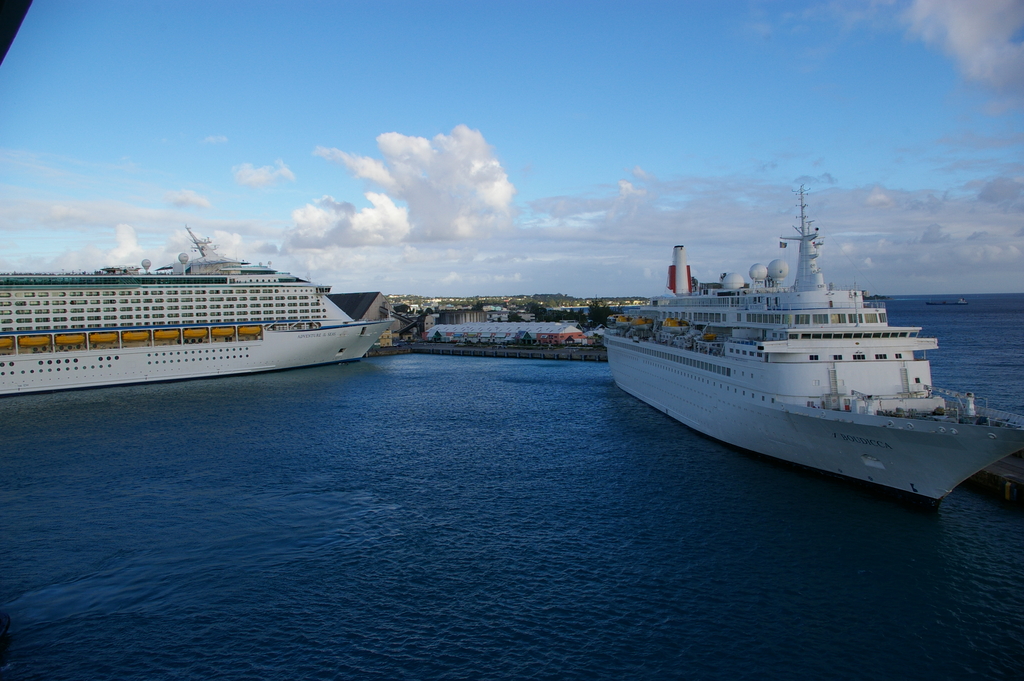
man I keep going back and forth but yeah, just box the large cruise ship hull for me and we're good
[0,320,390,397]
[608,337,1024,504]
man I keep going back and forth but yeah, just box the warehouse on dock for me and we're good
[425,321,587,345]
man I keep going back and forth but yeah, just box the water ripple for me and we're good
[2,348,1023,680]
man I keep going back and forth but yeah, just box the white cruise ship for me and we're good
[0,229,390,396]
[606,190,1024,505]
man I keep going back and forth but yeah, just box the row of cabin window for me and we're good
[0,289,315,300]
[808,353,902,361]
[2,303,321,316]
[660,311,888,325]
[622,338,732,376]
[794,313,886,324]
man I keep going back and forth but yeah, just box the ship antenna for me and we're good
[185,225,216,259]
[782,185,826,292]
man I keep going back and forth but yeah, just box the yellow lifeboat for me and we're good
[121,330,151,342]
[55,334,86,345]
[662,319,684,334]
[0,337,14,349]
[211,327,235,338]
[153,329,180,340]
[703,333,717,341]
[183,328,208,339]
[18,335,50,348]
[237,326,262,336]
[89,332,118,344]
[630,317,653,330]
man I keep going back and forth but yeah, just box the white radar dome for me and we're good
[141,258,151,270]
[178,252,189,264]
[749,263,768,281]
[768,258,789,281]
[722,272,745,290]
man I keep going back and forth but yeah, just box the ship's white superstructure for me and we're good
[0,231,390,396]
[606,189,1024,504]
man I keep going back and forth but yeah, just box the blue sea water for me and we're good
[2,294,1023,680]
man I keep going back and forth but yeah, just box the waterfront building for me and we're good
[437,310,487,325]
[425,322,585,345]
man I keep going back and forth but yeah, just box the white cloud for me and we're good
[108,223,142,262]
[164,189,211,209]
[287,193,410,248]
[865,186,895,208]
[203,135,228,144]
[233,160,296,188]
[905,0,1024,94]
[312,124,516,242]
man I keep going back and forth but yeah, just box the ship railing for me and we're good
[969,404,1024,429]
[930,386,1024,429]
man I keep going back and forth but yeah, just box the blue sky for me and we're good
[1,0,1023,297]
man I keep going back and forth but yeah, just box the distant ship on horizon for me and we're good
[925,298,968,305]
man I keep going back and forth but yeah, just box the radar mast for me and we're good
[186,226,217,259]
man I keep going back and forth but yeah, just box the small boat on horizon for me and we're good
[926,298,968,305]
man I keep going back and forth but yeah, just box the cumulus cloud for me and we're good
[865,186,895,208]
[977,176,1024,203]
[108,223,142,262]
[311,124,516,242]
[287,193,410,248]
[233,160,296,188]
[164,189,211,209]
[921,223,952,243]
[905,0,1024,94]
[203,135,228,144]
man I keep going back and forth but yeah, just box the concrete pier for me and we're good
[366,343,607,361]
[967,453,1024,504]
